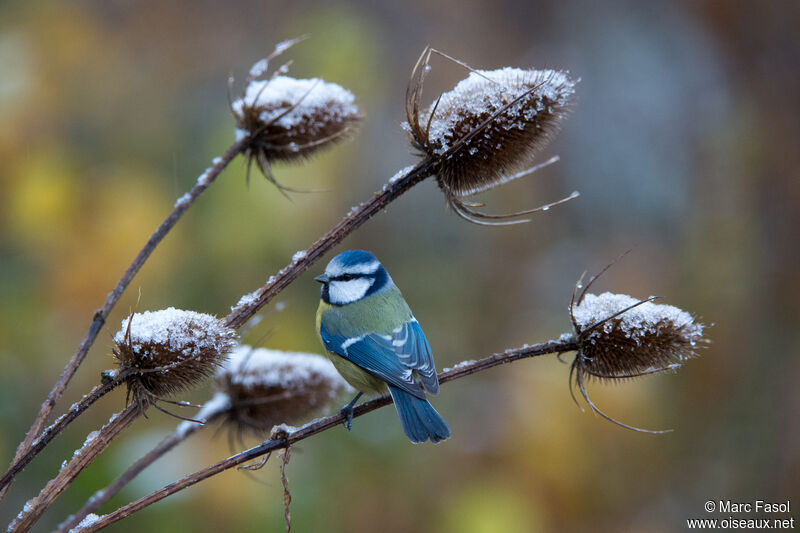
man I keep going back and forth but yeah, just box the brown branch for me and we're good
[81,336,578,531]
[8,404,141,532]
[0,374,128,494]
[0,139,248,502]
[56,410,224,533]
[224,157,437,330]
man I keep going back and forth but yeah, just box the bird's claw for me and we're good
[340,405,355,431]
[339,392,362,432]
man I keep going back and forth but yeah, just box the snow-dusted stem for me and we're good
[8,404,141,532]
[1,138,248,503]
[57,410,224,533]
[224,158,437,329]
[82,336,579,531]
[0,375,127,496]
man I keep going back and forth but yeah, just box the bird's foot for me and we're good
[339,392,363,431]
[340,405,355,431]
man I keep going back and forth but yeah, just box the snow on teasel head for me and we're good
[404,48,577,224]
[216,345,351,437]
[230,38,361,193]
[112,308,237,411]
[567,282,706,433]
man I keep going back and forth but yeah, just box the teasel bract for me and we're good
[215,345,351,439]
[567,277,706,432]
[404,48,578,224]
[231,38,362,193]
[112,308,238,413]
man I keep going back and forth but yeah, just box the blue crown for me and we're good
[334,249,379,268]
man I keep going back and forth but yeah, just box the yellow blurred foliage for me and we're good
[6,147,78,251]
[51,167,178,314]
[437,478,547,533]
[5,144,178,315]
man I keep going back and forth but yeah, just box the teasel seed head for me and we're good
[404,48,577,224]
[113,308,238,411]
[216,345,351,438]
[567,285,706,433]
[230,39,361,193]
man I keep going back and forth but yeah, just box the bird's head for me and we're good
[315,250,393,306]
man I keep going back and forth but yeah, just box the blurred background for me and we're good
[1,0,798,531]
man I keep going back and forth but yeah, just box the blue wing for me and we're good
[392,319,439,395]
[320,318,439,399]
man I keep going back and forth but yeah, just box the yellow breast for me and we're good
[316,300,386,396]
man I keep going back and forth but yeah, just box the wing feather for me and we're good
[320,322,426,398]
[393,319,439,394]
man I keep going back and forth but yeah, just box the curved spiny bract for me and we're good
[231,72,361,194]
[571,292,705,381]
[567,291,706,433]
[404,57,577,210]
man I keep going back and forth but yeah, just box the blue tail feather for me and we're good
[388,386,450,444]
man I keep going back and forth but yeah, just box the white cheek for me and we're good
[328,278,373,305]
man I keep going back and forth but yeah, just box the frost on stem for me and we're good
[568,287,706,432]
[113,308,238,411]
[230,39,361,193]
[70,512,101,532]
[216,345,351,438]
[404,48,577,224]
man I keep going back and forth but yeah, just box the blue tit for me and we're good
[315,250,450,444]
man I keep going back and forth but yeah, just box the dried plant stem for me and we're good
[224,157,437,330]
[0,138,248,503]
[9,404,141,532]
[280,447,291,532]
[0,374,128,495]
[56,413,220,533]
[81,336,578,531]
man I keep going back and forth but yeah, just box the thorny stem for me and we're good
[9,404,141,532]
[0,138,248,502]
[224,157,437,330]
[0,374,127,496]
[56,412,224,533]
[80,337,578,531]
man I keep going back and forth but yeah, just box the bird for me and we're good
[315,250,450,444]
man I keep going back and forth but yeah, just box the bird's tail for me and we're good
[388,386,450,444]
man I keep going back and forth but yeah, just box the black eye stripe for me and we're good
[332,273,363,281]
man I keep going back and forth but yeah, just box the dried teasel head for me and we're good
[230,38,361,193]
[216,345,351,438]
[567,278,706,432]
[113,308,238,412]
[404,48,578,224]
